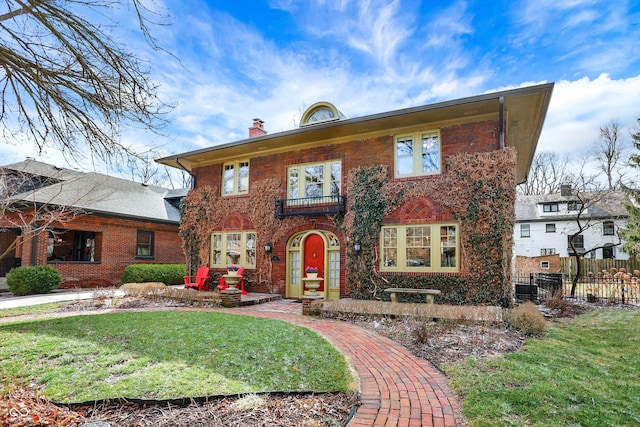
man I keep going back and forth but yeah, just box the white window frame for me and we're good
[211,231,256,268]
[520,224,531,238]
[394,130,441,178]
[380,223,459,272]
[287,160,341,201]
[222,160,250,196]
[603,221,615,236]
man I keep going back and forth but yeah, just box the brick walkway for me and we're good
[222,299,465,427]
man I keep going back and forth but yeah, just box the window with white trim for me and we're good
[380,223,459,272]
[394,130,441,177]
[287,160,341,200]
[211,231,256,268]
[222,160,249,196]
[603,221,615,236]
[520,224,530,238]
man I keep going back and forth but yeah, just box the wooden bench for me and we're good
[384,288,441,304]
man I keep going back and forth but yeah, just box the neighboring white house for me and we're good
[514,187,630,261]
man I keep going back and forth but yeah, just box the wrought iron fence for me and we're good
[512,273,640,304]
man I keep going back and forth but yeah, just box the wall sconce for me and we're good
[264,242,272,253]
[353,240,361,252]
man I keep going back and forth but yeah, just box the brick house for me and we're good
[0,159,185,288]
[158,84,553,304]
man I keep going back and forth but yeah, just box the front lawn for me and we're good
[447,309,640,427]
[0,311,354,402]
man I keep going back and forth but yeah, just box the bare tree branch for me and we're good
[0,0,171,164]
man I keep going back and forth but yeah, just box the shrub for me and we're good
[504,301,546,336]
[121,264,186,285]
[6,266,62,296]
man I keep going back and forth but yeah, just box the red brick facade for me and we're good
[1,213,183,288]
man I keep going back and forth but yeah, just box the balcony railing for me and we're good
[275,195,346,218]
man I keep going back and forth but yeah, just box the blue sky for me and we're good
[4,0,640,176]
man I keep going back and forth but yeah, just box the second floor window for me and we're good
[288,160,341,200]
[223,160,249,196]
[545,223,556,233]
[568,234,584,249]
[520,224,530,238]
[542,203,559,213]
[395,130,441,178]
[603,221,615,236]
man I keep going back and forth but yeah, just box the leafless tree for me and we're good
[518,151,570,195]
[563,180,625,296]
[592,120,628,190]
[0,0,170,164]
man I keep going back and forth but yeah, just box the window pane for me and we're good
[329,251,340,288]
[396,137,413,175]
[440,226,456,267]
[223,164,235,195]
[330,162,341,196]
[246,233,256,266]
[226,233,241,264]
[238,162,249,192]
[288,167,299,199]
[305,165,324,198]
[212,234,222,265]
[383,228,397,267]
[406,226,430,267]
[421,132,440,173]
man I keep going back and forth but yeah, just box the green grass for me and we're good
[447,309,640,427]
[0,302,69,318]
[0,311,353,402]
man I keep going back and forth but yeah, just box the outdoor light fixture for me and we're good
[353,240,361,252]
[264,242,272,253]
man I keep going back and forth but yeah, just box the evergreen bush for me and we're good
[6,266,62,296]
[121,264,186,285]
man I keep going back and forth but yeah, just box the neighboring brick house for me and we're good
[0,159,185,288]
[158,84,553,304]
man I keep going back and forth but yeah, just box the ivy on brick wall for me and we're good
[179,178,305,287]
[339,148,516,305]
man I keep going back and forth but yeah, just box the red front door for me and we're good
[304,234,325,293]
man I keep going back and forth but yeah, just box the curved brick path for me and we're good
[223,300,465,427]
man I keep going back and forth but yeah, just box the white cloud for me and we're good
[538,73,640,154]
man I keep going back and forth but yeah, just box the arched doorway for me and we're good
[286,230,341,299]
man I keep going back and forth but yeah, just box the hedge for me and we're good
[121,264,186,285]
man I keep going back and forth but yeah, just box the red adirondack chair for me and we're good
[217,266,247,294]
[184,266,211,291]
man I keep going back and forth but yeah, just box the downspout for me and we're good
[499,96,505,149]
[175,157,196,189]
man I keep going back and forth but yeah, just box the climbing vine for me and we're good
[338,148,517,305]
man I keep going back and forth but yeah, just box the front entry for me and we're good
[286,230,341,299]
[303,234,325,294]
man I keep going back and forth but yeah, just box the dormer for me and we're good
[300,102,345,127]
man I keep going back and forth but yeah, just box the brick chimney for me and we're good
[248,118,267,138]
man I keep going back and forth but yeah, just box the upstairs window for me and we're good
[287,160,341,201]
[545,223,556,233]
[136,230,154,258]
[222,160,249,196]
[395,131,441,178]
[568,234,584,249]
[542,203,559,213]
[520,224,530,238]
[567,200,583,211]
[603,221,615,236]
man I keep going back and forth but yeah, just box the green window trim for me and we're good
[222,160,250,196]
[380,223,459,272]
[394,130,441,178]
[287,160,341,201]
[211,231,256,268]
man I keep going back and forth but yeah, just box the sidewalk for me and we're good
[0,288,125,309]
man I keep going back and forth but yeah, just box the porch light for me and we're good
[264,242,272,253]
[353,240,361,252]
